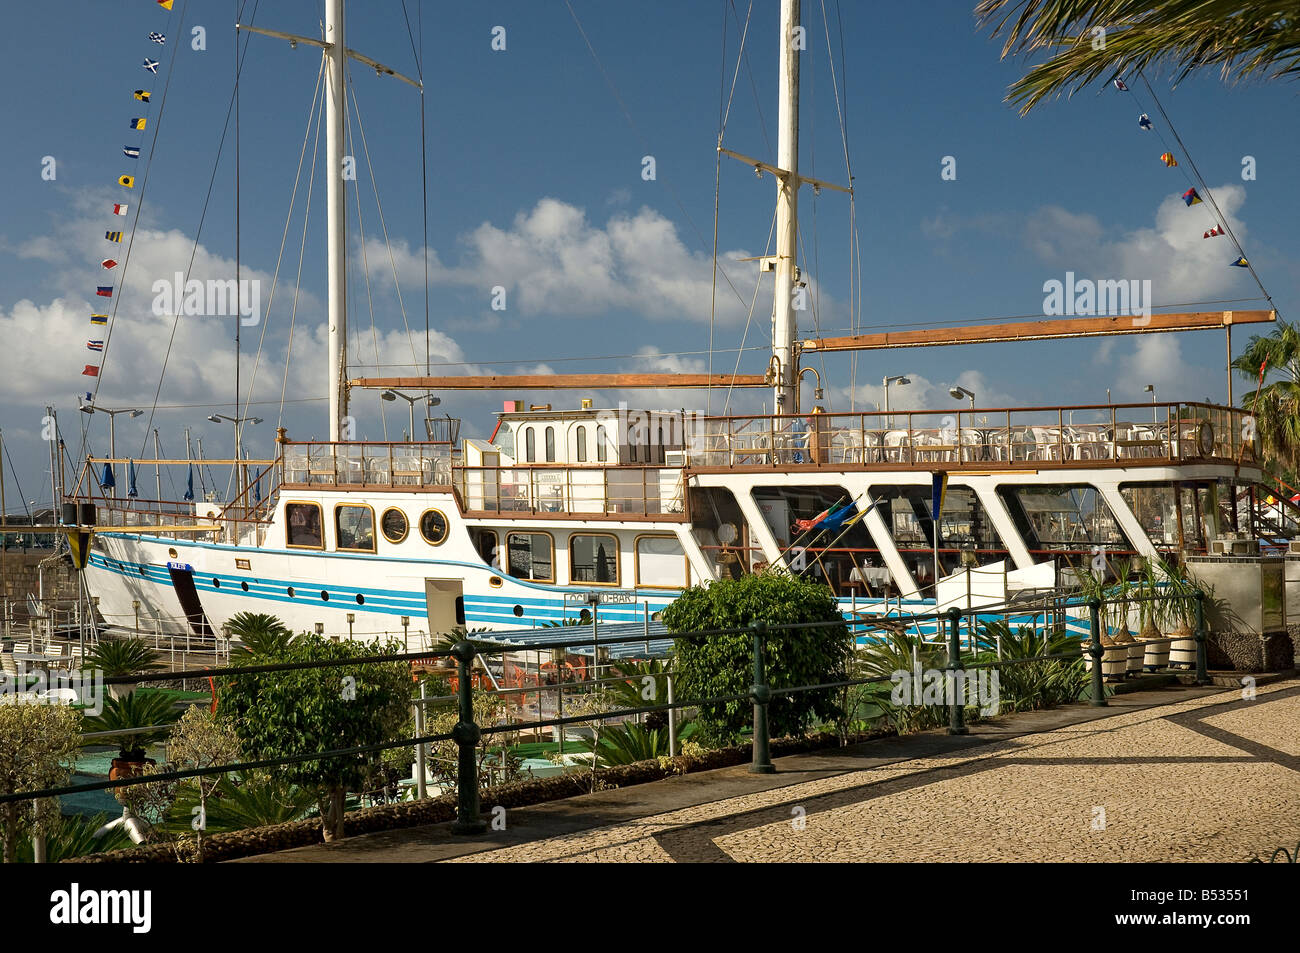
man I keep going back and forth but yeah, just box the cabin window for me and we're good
[524,427,536,463]
[688,486,764,579]
[545,426,556,462]
[507,532,553,582]
[470,528,500,569]
[570,533,619,585]
[1120,481,1215,555]
[998,485,1131,569]
[635,535,686,588]
[285,502,324,549]
[753,485,880,593]
[576,426,588,462]
[419,508,449,546]
[629,438,639,463]
[869,484,1011,583]
[379,507,408,544]
[657,425,666,463]
[335,504,376,552]
[597,424,609,462]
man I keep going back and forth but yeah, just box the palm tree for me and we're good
[225,612,294,658]
[1232,320,1300,478]
[976,1,1300,113]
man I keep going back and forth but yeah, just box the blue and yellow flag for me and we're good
[129,117,147,130]
[930,471,948,530]
[1230,256,1249,268]
[117,175,135,188]
[1182,188,1202,206]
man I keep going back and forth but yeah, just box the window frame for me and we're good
[284,500,325,550]
[505,531,554,583]
[569,532,621,586]
[418,507,450,546]
[334,503,377,553]
[633,533,689,590]
[544,426,556,462]
[379,506,409,544]
[524,427,536,462]
[576,425,588,463]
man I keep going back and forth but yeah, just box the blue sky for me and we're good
[1,0,1296,509]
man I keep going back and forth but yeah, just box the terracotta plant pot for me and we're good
[108,756,156,782]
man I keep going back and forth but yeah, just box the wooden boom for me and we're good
[802,310,1276,352]
[349,373,769,390]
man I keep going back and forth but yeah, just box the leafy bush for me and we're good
[975,621,1087,712]
[0,704,82,862]
[662,572,853,745]
[582,719,698,766]
[217,632,413,841]
[14,812,134,863]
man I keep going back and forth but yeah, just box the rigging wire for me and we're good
[1135,70,1278,316]
[241,57,328,428]
[88,0,197,465]
[399,0,431,378]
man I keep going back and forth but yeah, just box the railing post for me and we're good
[666,667,677,758]
[749,620,774,774]
[946,606,968,735]
[1088,597,1106,706]
[450,640,486,834]
[414,679,427,800]
[1194,591,1210,686]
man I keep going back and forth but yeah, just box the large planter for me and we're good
[1082,634,1126,682]
[1110,623,1142,677]
[1139,623,1171,671]
[108,756,156,782]
[1168,624,1197,669]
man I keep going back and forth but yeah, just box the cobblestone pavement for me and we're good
[452,681,1300,863]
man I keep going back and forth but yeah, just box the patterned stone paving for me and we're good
[452,681,1300,863]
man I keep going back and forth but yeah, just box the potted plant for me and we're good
[1136,557,1172,670]
[1105,577,1144,677]
[1158,558,1201,669]
[83,636,165,699]
[82,690,181,780]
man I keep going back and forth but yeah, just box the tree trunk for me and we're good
[2,804,17,864]
[321,787,346,842]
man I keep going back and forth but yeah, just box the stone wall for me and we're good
[0,551,80,624]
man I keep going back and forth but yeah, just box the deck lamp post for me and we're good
[1144,384,1157,424]
[883,375,910,427]
[346,612,355,640]
[80,403,143,499]
[207,413,262,502]
[949,385,975,410]
[381,390,440,442]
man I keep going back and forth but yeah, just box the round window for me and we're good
[381,507,408,543]
[419,509,449,546]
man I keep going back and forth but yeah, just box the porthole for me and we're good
[419,508,449,546]
[212,578,221,589]
[512,605,524,617]
[579,609,592,624]
[168,547,178,559]
[651,611,663,622]
[287,587,295,598]
[356,593,365,605]
[380,507,409,544]
[241,581,249,592]
[488,575,503,588]
[320,590,330,602]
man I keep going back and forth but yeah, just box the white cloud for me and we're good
[1025,184,1252,303]
[364,197,763,324]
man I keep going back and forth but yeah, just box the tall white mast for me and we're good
[325,0,348,440]
[771,0,801,412]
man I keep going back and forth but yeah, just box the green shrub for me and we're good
[661,572,852,745]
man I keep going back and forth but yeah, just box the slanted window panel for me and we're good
[571,533,619,585]
[507,532,553,582]
[470,528,501,569]
[286,502,324,548]
[635,535,685,588]
[869,484,1011,583]
[335,504,376,552]
[753,485,885,594]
